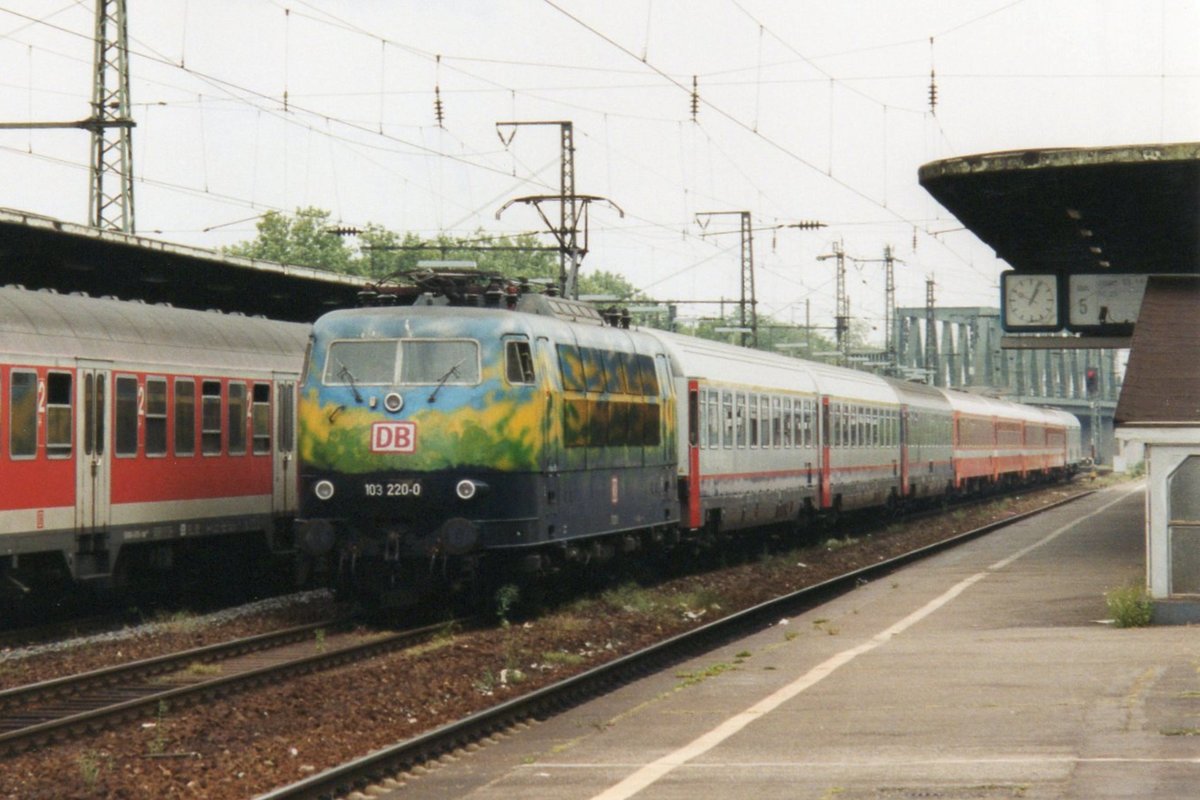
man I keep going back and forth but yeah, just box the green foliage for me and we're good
[1106,581,1153,628]
[495,583,521,626]
[224,207,354,272]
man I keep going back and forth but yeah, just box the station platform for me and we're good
[395,482,1200,799]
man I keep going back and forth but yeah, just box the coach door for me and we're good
[272,375,297,515]
[76,363,111,534]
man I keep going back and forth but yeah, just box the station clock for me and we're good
[1000,271,1062,332]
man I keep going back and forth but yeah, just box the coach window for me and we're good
[115,376,139,457]
[45,372,72,459]
[782,398,793,448]
[144,378,167,457]
[228,383,247,455]
[722,391,733,449]
[735,393,747,448]
[748,395,760,447]
[175,379,196,456]
[252,384,271,454]
[202,381,222,455]
[10,370,37,459]
[706,390,720,447]
[505,341,535,384]
[278,382,295,453]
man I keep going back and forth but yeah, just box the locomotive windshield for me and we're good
[323,339,480,386]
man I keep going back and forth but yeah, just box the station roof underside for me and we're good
[919,142,1200,276]
[0,208,366,323]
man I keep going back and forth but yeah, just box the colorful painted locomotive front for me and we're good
[296,298,682,604]
[298,307,549,566]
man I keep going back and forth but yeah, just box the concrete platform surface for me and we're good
[392,482,1200,800]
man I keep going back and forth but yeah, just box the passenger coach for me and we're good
[0,285,308,599]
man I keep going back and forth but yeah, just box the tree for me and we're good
[223,207,353,273]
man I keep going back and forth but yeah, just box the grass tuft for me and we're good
[1105,581,1153,628]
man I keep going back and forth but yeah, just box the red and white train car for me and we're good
[0,285,308,598]
[655,326,1081,537]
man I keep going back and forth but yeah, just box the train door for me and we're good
[272,374,297,516]
[899,405,910,496]
[534,336,560,532]
[819,396,832,509]
[75,361,111,535]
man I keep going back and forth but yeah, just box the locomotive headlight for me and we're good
[455,479,488,500]
[383,392,404,413]
[313,480,336,501]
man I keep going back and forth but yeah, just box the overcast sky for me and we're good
[0,1,1196,337]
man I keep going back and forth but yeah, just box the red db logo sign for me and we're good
[371,421,417,454]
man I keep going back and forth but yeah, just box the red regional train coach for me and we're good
[0,285,309,600]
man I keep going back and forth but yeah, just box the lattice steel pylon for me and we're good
[0,0,136,232]
[88,0,136,232]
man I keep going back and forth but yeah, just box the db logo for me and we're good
[371,421,417,453]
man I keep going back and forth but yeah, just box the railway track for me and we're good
[0,617,462,757]
[256,489,1095,800]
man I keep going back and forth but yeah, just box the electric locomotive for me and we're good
[295,271,679,605]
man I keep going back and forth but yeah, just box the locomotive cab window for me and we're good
[399,340,479,385]
[505,341,535,384]
[45,372,72,459]
[324,340,398,386]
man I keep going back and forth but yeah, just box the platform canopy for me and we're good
[919,142,1200,277]
[0,208,366,323]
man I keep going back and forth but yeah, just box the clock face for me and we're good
[1002,272,1060,329]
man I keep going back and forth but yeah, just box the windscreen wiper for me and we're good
[336,361,364,404]
[427,359,465,403]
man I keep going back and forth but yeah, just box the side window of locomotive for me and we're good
[201,380,222,455]
[228,383,247,456]
[505,341,535,385]
[253,384,271,454]
[581,347,606,393]
[9,370,37,459]
[45,372,72,459]
[175,379,196,456]
[638,354,659,397]
[619,352,641,395]
[115,376,138,457]
[325,340,398,385]
[601,350,626,394]
[556,344,586,392]
[144,378,167,457]
[399,340,479,385]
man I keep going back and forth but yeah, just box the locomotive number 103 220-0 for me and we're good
[363,480,423,497]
